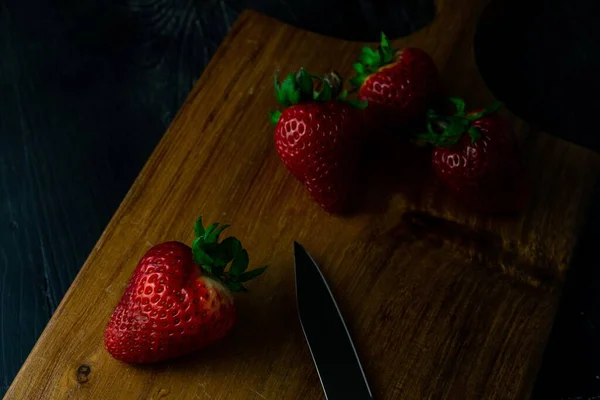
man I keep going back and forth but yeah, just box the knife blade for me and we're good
[294,242,373,400]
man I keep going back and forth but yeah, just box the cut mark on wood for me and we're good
[399,211,560,289]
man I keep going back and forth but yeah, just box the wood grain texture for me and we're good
[0,0,433,394]
[532,182,600,400]
[6,1,600,399]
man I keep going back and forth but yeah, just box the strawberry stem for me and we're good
[350,31,396,89]
[323,71,342,99]
[416,98,503,147]
[191,217,267,292]
[271,69,366,124]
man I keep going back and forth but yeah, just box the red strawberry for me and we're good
[419,98,528,214]
[350,33,441,131]
[104,217,267,364]
[271,68,366,213]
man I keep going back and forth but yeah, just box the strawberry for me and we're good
[418,98,528,214]
[104,217,267,364]
[350,33,441,131]
[271,68,366,213]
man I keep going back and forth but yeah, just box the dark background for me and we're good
[1,0,599,398]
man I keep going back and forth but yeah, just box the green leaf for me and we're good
[288,88,301,105]
[295,68,313,99]
[380,46,394,64]
[194,216,205,237]
[189,217,267,291]
[224,236,242,255]
[421,121,439,145]
[427,109,441,119]
[204,222,217,234]
[371,51,382,67]
[381,32,390,49]
[378,32,395,64]
[446,118,467,133]
[230,249,249,276]
[270,110,282,125]
[363,46,378,58]
[453,115,470,129]
[468,126,482,143]
[227,282,247,293]
[235,266,268,282]
[349,76,363,89]
[437,118,468,146]
[274,74,286,105]
[275,90,286,106]
[280,73,295,93]
[208,224,230,243]
[449,98,465,115]
[353,62,365,75]
[280,73,299,106]
[192,237,215,271]
[360,48,378,66]
[213,237,242,268]
[212,265,225,277]
[211,257,229,268]
[339,89,348,100]
[378,47,386,64]
[203,223,218,242]
[345,99,368,109]
[426,120,435,135]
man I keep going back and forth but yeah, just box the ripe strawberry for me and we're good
[418,98,528,214]
[271,68,366,213]
[350,33,441,131]
[104,217,267,364]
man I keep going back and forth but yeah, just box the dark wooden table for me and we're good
[0,0,598,398]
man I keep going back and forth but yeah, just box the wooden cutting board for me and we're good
[6,1,600,399]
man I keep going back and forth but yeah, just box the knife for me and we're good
[294,242,374,400]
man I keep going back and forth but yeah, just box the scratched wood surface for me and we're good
[5,1,600,399]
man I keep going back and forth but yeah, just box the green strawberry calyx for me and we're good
[349,32,396,90]
[416,98,503,147]
[191,216,267,292]
[270,68,367,125]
